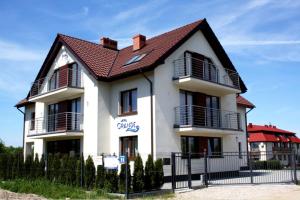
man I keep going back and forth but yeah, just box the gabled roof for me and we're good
[236,95,255,109]
[248,124,295,135]
[16,18,248,107]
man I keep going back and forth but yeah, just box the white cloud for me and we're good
[0,39,43,61]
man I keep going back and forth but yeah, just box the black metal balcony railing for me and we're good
[272,147,292,152]
[30,68,83,97]
[173,57,240,89]
[29,112,83,135]
[174,105,241,131]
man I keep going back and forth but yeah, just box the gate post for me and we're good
[188,152,192,189]
[293,150,298,184]
[204,150,208,187]
[249,153,253,184]
[171,153,176,191]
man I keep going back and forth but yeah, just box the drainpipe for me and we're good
[17,107,26,153]
[140,71,154,157]
[245,107,254,166]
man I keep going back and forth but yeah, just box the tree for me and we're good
[0,139,5,153]
[96,165,105,189]
[67,156,77,185]
[84,156,95,189]
[119,160,131,193]
[24,154,33,179]
[76,158,83,187]
[132,154,144,192]
[144,155,155,190]
[104,169,118,193]
[52,154,61,182]
[60,155,69,184]
[38,154,45,178]
[154,158,164,189]
[33,154,40,179]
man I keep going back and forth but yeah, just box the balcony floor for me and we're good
[29,87,84,103]
[174,126,243,136]
[173,77,240,96]
[27,130,83,139]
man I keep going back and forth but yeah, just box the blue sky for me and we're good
[0,0,299,146]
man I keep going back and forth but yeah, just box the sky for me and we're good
[0,0,299,147]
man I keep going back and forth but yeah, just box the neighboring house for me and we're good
[16,19,250,174]
[248,123,300,165]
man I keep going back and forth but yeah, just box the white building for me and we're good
[16,19,251,174]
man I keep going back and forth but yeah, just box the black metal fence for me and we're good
[171,151,299,190]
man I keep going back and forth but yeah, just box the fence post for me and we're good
[293,150,298,184]
[125,153,129,199]
[188,152,192,189]
[171,153,176,191]
[249,153,253,184]
[204,150,208,187]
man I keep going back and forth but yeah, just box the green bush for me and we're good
[66,156,77,185]
[33,154,40,179]
[119,160,131,193]
[84,156,96,189]
[96,165,105,189]
[60,155,69,184]
[38,154,45,178]
[104,169,118,193]
[24,154,33,179]
[0,154,7,179]
[52,154,61,182]
[154,158,164,189]
[132,154,144,192]
[144,154,155,190]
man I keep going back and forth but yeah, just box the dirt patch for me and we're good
[174,184,300,200]
[0,188,46,200]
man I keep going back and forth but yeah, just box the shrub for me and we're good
[76,158,83,187]
[104,169,118,193]
[84,156,95,189]
[60,155,69,184]
[154,158,164,189]
[38,154,45,178]
[46,154,53,180]
[96,165,105,189]
[252,160,283,170]
[0,154,7,179]
[66,156,77,185]
[119,159,131,193]
[132,154,144,192]
[24,154,33,179]
[52,154,61,182]
[33,154,40,179]
[144,155,155,190]
[11,154,19,179]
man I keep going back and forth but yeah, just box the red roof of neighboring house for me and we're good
[236,95,255,108]
[248,124,295,135]
[278,135,289,143]
[248,133,279,142]
[288,136,300,144]
[16,19,248,108]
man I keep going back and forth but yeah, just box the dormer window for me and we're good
[124,53,147,66]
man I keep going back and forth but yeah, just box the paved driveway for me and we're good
[174,184,300,200]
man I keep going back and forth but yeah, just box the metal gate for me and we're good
[171,151,298,190]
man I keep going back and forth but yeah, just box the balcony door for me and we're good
[48,104,58,132]
[206,96,220,128]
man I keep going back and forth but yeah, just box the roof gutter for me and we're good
[16,107,25,153]
[140,69,154,157]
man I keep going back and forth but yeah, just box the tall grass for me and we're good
[0,179,118,199]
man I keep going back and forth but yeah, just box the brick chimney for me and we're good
[133,34,146,51]
[248,123,253,128]
[100,37,118,50]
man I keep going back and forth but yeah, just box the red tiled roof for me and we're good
[248,132,279,142]
[278,135,289,143]
[288,136,300,144]
[236,95,255,108]
[248,124,295,135]
[15,98,33,108]
[17,19,248,107]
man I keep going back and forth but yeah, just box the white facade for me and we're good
[22,29,248,173]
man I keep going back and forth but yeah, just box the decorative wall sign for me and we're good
[117,119,140,132]
[104,155,119,170]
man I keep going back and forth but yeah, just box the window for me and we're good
[120,89,137,115]
[30,112,35,130]
[125,53,147,65]
[120,136,138,160]
[49,69,59,90]
[238,142,242,158]
[181,136,222,157]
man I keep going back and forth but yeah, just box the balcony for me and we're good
[29,68,84,103]
[272,147,292,152]
[174,105,242,135]
[173,57,241,96]
[28,112,83,139]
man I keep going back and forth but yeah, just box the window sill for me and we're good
[118,111,138,117]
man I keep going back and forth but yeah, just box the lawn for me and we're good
[0,179,118,199]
